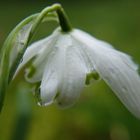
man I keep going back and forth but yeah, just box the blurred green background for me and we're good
[0,0,140,140]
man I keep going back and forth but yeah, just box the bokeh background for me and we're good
[0,0,140,140]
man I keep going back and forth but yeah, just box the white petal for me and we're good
[70,36,96,73]
[72,29,140,117]
[92,45,140,118]
[71,29,104,71]
[72,28,138,69]
[39,51,60,106]
[56,44,87,107]
[40,69,58,106]
[18,29,60,82]
[40,34,70,105]
[118,51,138,71]
[21,38,49,66]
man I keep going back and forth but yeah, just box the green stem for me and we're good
[31,4,72,33]
[55,4,72,32]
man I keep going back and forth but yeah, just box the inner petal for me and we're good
[56,46,87,107]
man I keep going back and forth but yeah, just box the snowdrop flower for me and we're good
[17,27,140,117]
[1,4,140,117]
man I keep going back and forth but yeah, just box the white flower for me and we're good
[17,28,140,117]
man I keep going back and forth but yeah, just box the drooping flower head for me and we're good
[1,4,140,118]
[16,27,140,118]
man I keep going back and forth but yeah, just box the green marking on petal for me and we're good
[33,82,42,105]
[26,65,36,78]
[85,72,100,85]
[12,55,37,82]
[54,91,60,100]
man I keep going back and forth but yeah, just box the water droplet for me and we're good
[37,102,42,106]
[38,101,53,107]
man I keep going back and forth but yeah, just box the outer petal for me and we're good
[72,29,138,71]
[40,68,58,106]
[40,33,70,106]
[56,42,88,107]
[39,48,59,106]
[17,29,60,82]
[95,49,140,117]
[70,36,96,73]
[72,29,140,118]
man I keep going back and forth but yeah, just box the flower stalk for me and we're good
[55,5,72,32]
